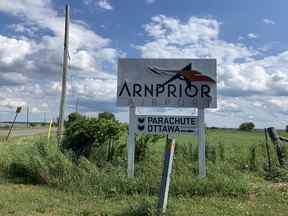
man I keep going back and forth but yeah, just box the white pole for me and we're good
[198,108,206,178]
[128,105,136,177]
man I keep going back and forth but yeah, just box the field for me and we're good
[0,129,288,215]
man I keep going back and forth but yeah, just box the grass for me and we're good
[0,129,287,215]
[0,178,288,215]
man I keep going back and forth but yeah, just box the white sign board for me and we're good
[135,115,198,134]
[117,59,217,108]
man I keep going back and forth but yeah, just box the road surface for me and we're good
[0,128,53,138]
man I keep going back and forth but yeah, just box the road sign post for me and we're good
[128,105,136,177]
[198,108,206,178]
[158,137,176,213]
[6,106,22,141]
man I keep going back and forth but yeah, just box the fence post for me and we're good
[267,127,286,166]
[264,128,272,172]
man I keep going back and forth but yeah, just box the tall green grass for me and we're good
[0,129,287,201]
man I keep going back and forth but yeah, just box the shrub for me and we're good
[63,113,126,161]
[8,161,46,184]
[62,118,100,159]
[3,138,75,185]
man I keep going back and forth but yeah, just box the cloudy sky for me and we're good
[0,0,287,129]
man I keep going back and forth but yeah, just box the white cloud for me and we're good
[269,97,288,107]
[83,0,92,5]
[0,98,26,109]
[0,0,121,119]
[263,18,275,25]
[136,15,288,98]
[74,78,117,101]
[136,15,288,128]
[97,0,113,10]
[215,100,241,113]
[0,35,33,64]
[137,15,256,64]
[220,64,268,95]
[247,33,258,39]
[0,1,111,51]
[0,72,28,85]
[144,15,219,45]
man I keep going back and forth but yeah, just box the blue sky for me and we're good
[62,0,288,56]
[0,0,287,129]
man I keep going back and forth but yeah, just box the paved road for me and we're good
[0,128,52,137]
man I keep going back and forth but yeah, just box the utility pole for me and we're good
[57,4,70,143]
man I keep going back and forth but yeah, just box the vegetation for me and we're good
[62,112,126,161]
[239,122,255,131]
[98,111,116,121]
[0,121,288,215]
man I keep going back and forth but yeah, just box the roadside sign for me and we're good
[135,115,198,134]
[117,58,217,108]
[16,106,22,113]
[117,58,217,178]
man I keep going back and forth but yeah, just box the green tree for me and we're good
[97,118,123,162]
[62,113,126,163]
[239,122,255,131]
[62,118,101,159]
[65,112,84,128]
[98,112,115,121]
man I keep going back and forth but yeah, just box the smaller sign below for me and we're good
[135,115,198,134]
